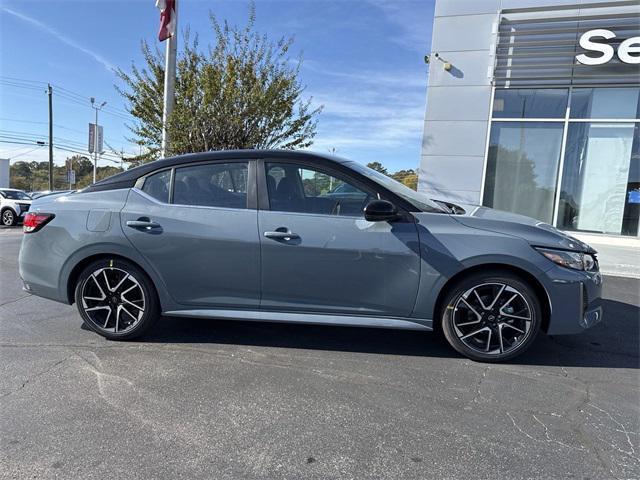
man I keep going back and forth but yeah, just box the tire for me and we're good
[440,272,541,362]
[1,209,16,226]
[74,258,159,340]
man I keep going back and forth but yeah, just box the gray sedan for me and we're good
[18,150,603,362]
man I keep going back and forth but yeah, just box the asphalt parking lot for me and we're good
[0,226,638,480]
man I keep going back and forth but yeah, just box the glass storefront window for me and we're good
[557,123,639,236]
[570,88,640,119]
[483,122,564,223]
[492,88,568,119]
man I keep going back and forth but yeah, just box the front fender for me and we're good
[410,214,552,320]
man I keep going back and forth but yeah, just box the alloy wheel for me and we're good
[80,267,146,334]
[2,210,14,226]
[452,282,533,356]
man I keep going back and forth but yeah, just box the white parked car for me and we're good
[0,188,32,226]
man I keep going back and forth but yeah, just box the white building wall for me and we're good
[0,159,9,188]
[419,0,587,204]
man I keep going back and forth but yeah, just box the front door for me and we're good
[258,160,420,317]
[121,160,260,308]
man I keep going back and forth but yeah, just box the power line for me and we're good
[8,145,45,160]
[0,76,136,121]
[0,137,125,163]
[0,120,132,152]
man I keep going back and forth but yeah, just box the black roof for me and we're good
[84,149,349,193]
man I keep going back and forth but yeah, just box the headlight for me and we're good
[535,247,598,271]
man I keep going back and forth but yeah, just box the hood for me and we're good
[448,203,595,253]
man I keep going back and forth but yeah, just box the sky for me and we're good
[0,0,434,172]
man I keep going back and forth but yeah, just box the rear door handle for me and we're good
[127,219,161,230]
[264,231,300,240]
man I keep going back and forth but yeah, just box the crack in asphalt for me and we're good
[0,294,32,308]
[0,355,71,399]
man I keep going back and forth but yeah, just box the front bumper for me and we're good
[542,264,603,335]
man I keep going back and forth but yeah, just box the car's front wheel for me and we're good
[1,208,16,226]
[440,272,541,362]
[74,258,159,340]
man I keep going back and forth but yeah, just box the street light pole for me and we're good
[90,97,107,184]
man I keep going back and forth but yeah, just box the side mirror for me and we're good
[364,199,399,222]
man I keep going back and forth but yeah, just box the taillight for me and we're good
[23,213,55,233]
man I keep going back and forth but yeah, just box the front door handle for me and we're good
[264,230,300,241]
[127,218,161,230]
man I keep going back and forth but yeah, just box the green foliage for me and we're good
[117,2,321,166]
[367,162,418,190]
[390,169,418,190]
[366,162,388,175]
[9,155,122,192]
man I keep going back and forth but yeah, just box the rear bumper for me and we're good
[19,229,70,305]
[542,264,603,335]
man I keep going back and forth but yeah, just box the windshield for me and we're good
[345,162,445,213]
[0,190,31,200]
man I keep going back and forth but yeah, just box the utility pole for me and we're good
[90,97,107,183]
[67,157,73,190]
[47,84,53,191]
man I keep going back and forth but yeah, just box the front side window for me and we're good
[483,122,564,223]
[265,162,372,216]
[174,162,248,209]
[141,170,171,203]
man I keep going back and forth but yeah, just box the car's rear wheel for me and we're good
[1,209,16,226]
[74,258,159,340]
[440,272,541,362]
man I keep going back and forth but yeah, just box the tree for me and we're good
[391,169,418,190]
[366,162,387,175]
[9,156,123,191]
[117,2,321,165]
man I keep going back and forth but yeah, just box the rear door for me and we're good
[258,160,420,317]
[121,160,260,308]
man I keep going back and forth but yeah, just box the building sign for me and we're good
[88,123,104,154]
[88,123,95,154]
[576,29,640,66]
[493,2,640,87]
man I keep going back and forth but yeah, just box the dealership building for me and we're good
[419,0,639,244]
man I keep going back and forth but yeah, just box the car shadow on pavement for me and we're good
[141,297,639,369]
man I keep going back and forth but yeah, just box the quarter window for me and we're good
[141,170,171,203]
[174,162,248,209]
[265,162,371,216]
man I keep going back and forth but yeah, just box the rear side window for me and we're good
[174,162,248,209]
[141,170,171,203]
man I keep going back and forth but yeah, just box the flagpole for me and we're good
[160,0,177,159]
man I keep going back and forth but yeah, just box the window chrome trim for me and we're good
[131,187,169,206]
[131,186,254,213]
